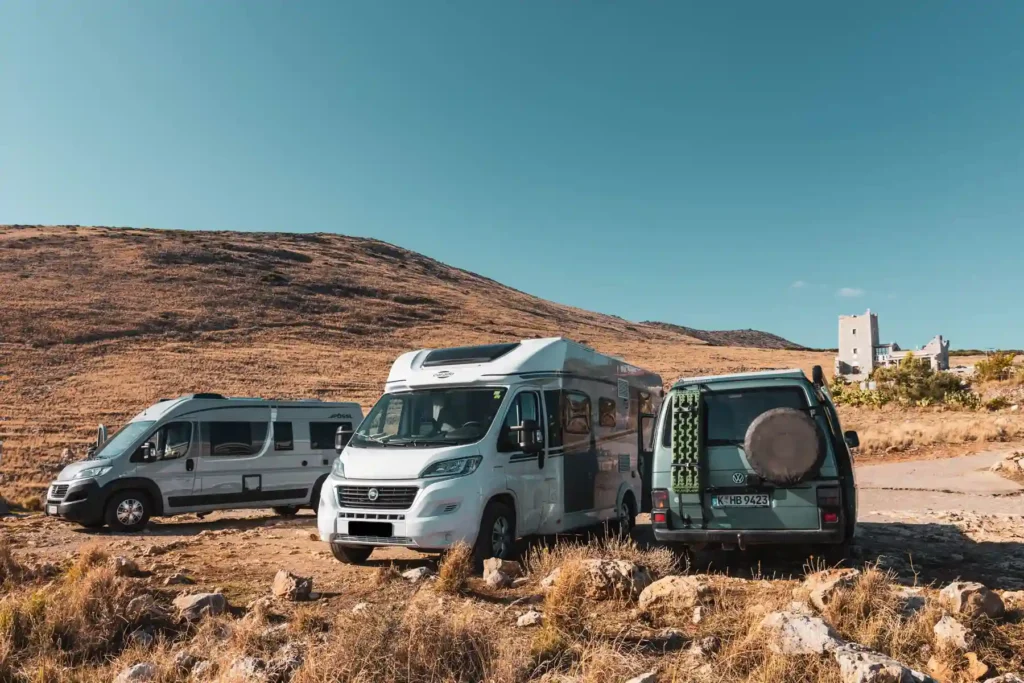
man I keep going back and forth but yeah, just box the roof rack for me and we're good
[191,392,226,399]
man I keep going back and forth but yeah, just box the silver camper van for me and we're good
[45,393,363,531]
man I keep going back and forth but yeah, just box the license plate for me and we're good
[47,505,58,515]
[712,494,770,508]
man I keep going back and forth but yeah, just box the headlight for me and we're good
[74,466,111,480]
[420,456,482,479]
[331,458,346,478]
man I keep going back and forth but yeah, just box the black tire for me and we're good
[78,520,106,530]
[610,493,637,538]
[104,490,151,532]
[330,543,373,564]
[472,500,516,569]
[744,408,825,485]
[272,505,300,517]
[309,475,328,512]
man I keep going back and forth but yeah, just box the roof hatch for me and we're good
[421,342,520,367]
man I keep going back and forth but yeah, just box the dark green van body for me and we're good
[650,369,856,548]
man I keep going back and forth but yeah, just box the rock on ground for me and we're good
[759,611,842,655]
[800,568,861,611]
[933,615,974,650]
[172,652,201,674]
[173,592,227,620]
[402,566,434,583]
[542,559,653,600]
[939,581,1005,619]
[271,569,313,600]
[483,557,521,580]
[227,656,267,682]
[113,663,157,683]
[164,571,194,586]
[833,643,932,683]
[638,575,710,613]
[517,610,544,628]
[486,570,513,589]
[110,555,141,577]
[624,673,657,683]
[986,675,1024,683]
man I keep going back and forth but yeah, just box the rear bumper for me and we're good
[45,480,104,525]
[653,526,845,546]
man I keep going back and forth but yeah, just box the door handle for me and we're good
[186,458,194,472]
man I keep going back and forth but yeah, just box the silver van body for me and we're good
[44,394,363,530]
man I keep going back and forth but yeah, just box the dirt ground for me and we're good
[4,448,1023,609]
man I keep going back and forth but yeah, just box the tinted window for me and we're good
[705,388,808,445]
[274,422,294,451]
[160,422,193,459]
[498,392,540,453]
[311,422,353,450]
[544,390,563,448]
[563,391,591,437]
[209,422,268,456]
[661,401,673,448]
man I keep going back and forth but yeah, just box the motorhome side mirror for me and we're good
[97,424,107,447]
[844,430,860,449]
[335,425,354,454]
[812,366,825,387]
[519,419,543,454]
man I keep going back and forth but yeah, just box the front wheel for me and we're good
[330,543,373,564]
[105,491,151,532]
[472,501,516,569]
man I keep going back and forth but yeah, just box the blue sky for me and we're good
[2,2,1023,349]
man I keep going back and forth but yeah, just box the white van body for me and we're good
[45,394,363,530]
[317,338,662,563]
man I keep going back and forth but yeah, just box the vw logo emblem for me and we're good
[434,370,454,379]
[367,488,379,502]
[731,472,746,485]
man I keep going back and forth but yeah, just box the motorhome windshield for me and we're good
[350,387,508,449]
[93,421,156,459]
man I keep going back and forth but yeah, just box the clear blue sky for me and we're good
[3,2,1023,349]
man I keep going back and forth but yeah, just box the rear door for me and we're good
[703,386,829,530]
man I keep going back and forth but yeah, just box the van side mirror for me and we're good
[335,425,354,454]
[844,431,859,449]
[140,442,158,462]
[812,366,825,387]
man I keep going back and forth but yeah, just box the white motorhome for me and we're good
[317,338,663,565]
[45,394,363,531]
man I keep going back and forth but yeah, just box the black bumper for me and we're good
[653,526,845,547]
[45,480,104,525]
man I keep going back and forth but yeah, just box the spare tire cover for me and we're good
[743,408,824,485]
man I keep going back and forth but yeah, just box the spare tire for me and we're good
[743,408,824,485]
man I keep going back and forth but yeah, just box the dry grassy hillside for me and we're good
[0,225,831,498]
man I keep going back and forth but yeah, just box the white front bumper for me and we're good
[316,474,485,550]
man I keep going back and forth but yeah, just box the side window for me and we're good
[544,390,563,449]
[563,391,592,440]
[273,422,294,451]
[498,392,540,453]
[142,421,192,462]
[660,401,673,448]
[209,422,268,457]
[311,422,353,450]
[598,397,617,428]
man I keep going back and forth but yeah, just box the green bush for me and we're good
[974,352,1017,382]
[984,396,1011,411]
[832,353,980,410]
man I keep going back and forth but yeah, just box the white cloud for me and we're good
[837,287,865,298]
[790,280,806,289]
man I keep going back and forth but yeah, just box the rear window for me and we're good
[705,388,808,445]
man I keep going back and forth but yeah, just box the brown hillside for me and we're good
[0,225,831,497]
[643,321,807,351]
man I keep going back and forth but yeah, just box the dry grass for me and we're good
[526,533,681,583]
[436,541,473,595]
[844,406,1024,457]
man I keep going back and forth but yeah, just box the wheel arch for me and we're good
[310,472,331,507]
[101,478,164,516]
[485,492,517,533]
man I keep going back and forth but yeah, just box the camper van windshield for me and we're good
[350,388,508,449]
[93,421,157,459]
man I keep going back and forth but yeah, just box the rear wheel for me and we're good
[472,501,516,569]
[330,543,373,564]
[611,494,636,537]
[272,505,300,517]
[105,490,151,532]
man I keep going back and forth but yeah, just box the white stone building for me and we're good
[835,310,949,379]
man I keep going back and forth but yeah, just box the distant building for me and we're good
[835,309,949,379]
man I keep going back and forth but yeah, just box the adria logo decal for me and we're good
[434,370,454,379]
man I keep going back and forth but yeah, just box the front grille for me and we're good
[337,485,418,510]
[49,484,69,500]
[338,511,405,521]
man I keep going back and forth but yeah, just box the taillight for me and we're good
[652,489,669,510]
[823,511,839,524]
[816,487,840,508]
[652,512,667,524]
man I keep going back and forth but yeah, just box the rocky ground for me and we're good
[2,449,1024,682]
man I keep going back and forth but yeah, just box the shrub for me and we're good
[436,542,473,595]
[975,352,1017,381]
[985,396,1011,411]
